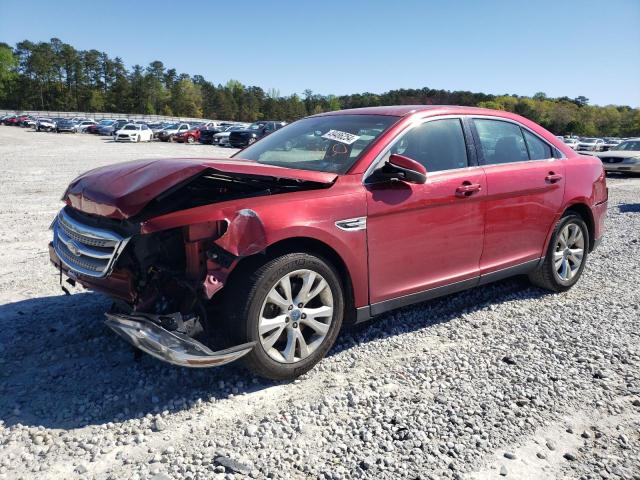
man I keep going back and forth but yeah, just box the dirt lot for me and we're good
[0,126,639,480]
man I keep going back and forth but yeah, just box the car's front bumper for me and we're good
[115,135,136,142]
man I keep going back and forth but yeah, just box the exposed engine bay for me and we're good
[50,168,333,366]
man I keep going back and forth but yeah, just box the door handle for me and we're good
[455,182,482,198]
[545,172,563,184]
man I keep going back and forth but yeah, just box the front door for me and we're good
[366,118,486,311]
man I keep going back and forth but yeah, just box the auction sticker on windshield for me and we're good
[322,130,360,145]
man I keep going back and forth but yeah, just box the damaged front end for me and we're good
[50,163,334,367]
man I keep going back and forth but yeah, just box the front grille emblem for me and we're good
[68,241,81,257]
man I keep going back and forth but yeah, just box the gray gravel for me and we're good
[0,127,639,479]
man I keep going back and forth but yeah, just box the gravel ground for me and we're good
[0,126,639,480]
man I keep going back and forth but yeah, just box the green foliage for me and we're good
[0,39,638,136]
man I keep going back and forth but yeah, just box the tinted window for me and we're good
[523,129,552,160]
[391,119,468,172]
[474,119,529,165]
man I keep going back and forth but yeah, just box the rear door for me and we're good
[471,117,565,274]
[366,117,486,310]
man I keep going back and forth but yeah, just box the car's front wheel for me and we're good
[225,253,344,380]
[529,213,589,292]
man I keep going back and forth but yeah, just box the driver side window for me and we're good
[387,119,469,172]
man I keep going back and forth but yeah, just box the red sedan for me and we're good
[174,127,201,144]
[49,106,607,379]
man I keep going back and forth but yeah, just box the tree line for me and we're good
[0,38,638,136]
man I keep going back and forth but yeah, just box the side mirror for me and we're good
[385,154,427,184]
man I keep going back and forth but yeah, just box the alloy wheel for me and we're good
[258,269,333,364]
[554,223,585,282]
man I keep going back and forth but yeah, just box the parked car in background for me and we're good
[111,119,130,135]
[35,118,57,132]
[594,138,640,174]
[157,122,192,142]
[562,138,580,150]
[3,115,19,126]
[199,125,230,144]
[601,138,622,151]
[96,120,117,135]
[211,125,249,146]
[174,127,203,144]
[77,120,98,133]
[48,105,607,380]
[56,118,80,133]
[577,137,605,152]
[114,123,153,142]
[149,122,171,137]
[23,116,38,128]
[228,121,287,148]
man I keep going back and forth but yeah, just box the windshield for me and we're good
[248,122,267,130]
[123,125,137,130]
[164,123,178,130]
[612,141,640,151]
[581,138,597,143]
[234,114,398,174]
[100,120,114,125]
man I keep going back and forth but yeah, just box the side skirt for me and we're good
[355,258,541,323]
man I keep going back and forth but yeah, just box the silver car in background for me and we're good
[577,137,605,151]
[595,139,640,174]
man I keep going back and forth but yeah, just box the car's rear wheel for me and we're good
[187,136,195,144]
[224,253,344,380]
[528,213,589,292]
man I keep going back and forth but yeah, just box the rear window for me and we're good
[474,119,529,164]
[523,129,552,160]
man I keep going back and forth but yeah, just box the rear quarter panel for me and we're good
[559,154,607,245]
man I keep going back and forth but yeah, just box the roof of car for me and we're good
[313,105,531,119]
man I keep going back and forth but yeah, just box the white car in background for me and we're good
[577,137,605,152]
[114,124,153,142]
[563,138,580,150]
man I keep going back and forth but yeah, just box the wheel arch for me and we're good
[564,202,596,252]
[229,236,358,324]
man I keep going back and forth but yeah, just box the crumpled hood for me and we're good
[64,157,337,220]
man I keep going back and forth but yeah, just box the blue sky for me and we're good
[1,0,639,106]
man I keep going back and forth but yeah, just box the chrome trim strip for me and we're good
[105,313,256,368]
[335,217,367,231]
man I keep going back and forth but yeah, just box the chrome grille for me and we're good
[52,208,131,278]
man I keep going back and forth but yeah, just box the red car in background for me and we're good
[2,115,20,126]
[174,127,202,144]
[49,106,607,380]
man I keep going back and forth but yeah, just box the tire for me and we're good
[136,135,140,143]
[224,253,344,380]
[248,137,257,145]
[528,213,589,292]
[187,136,195,144]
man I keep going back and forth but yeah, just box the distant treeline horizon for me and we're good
[0,38,638,136]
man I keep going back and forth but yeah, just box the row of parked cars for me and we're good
[1,113,288,148]
[555,135,629,152]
